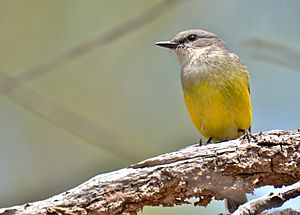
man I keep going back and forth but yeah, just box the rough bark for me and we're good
[0,129,300,215]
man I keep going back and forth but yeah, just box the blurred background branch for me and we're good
[8,84,158,161]
[243,38,300,71]
[0,0,181,94]
[0,0,181,161]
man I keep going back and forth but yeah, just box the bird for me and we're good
[155,29,252,213]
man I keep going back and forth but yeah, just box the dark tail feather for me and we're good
[225,192,247,213]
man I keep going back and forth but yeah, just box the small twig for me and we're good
[233,182,300,215]
[267,208,300,215]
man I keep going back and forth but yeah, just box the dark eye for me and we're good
[187,34,197,41]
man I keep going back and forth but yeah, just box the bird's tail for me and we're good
[225,192,247,213]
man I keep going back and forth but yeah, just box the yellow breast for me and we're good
[181,53,252,142]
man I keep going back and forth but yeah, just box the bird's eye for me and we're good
[187,34,197,41]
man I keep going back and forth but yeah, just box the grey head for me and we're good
[156,29,226,64]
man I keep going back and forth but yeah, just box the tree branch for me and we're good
[1,129,299,215]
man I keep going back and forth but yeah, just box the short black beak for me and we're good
[155,41,178,49]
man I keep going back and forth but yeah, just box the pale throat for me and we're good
[174,46,213,67]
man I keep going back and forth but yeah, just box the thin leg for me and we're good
[239,128,251,142]
[206,137,213,144]
[198,138,203,146]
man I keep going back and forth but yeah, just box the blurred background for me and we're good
[0,0,299,214]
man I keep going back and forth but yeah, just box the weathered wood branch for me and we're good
[0,129,300,215]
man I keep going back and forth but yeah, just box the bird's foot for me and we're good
[195,137,212,146]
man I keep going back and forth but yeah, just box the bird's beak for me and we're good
[155,41,178,49]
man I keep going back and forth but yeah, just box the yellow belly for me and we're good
[183,77,252,142]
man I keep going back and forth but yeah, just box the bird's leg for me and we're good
[239,128,252,143]
[195,137,212,145]
[206,137,213,144]
[196,138,209,146]
[199,138,203,146]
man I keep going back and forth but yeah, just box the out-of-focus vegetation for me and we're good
[0,1,300,214]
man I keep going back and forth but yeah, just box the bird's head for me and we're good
[156,29,226,64]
